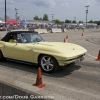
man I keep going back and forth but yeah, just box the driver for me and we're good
[9,34,17,43]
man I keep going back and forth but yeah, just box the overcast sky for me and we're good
[0,0,100,22]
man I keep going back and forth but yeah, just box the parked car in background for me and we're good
[0,24,6,31]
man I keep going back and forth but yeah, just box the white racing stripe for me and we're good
[86,53,97,59]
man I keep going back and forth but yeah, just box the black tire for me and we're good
[39,55,59,73]
[0,50,4,61]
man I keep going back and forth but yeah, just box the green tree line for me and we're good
[2,14,100,25]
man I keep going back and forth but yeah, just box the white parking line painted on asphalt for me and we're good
[86,53,97,59]
[68,34,98,40]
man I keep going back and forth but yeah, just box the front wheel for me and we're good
[39,55,59,73]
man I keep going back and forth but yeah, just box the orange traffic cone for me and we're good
[66,34,68,39]
[96,50,100,61]
[81,33,84,36]
[64,38,66,43]
[33,67,45,88]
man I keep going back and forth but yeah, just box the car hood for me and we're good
[25,42,87,57]
[37,42,83,49]
[39,42,86,51]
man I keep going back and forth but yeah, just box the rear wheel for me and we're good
[39,55,59,73]
[0,50,4,61]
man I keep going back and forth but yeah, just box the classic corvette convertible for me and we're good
[0,30,87,73]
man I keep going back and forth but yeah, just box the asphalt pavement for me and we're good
[0,28,100,100]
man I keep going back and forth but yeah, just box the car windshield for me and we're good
[20,32,45,43]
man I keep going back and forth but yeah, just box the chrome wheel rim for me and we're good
[41,56,54,72]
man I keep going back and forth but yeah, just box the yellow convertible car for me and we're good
[0,30,87,73]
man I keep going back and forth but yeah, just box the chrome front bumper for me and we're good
[58,54,85,66]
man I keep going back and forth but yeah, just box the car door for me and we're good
[22,44,36,63]
[3,42,24,60]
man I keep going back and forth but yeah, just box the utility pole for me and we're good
[5,0,6,27]
[15,8,18,21]
[52,14,54,22]
[85,5,89,27]
[74,17,76,23]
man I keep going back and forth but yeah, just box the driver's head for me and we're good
[12,34,17,39]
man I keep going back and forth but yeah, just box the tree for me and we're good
[55,19,61,24]
[88,19,93,23]
[39,18,42,20]
[17,16,20,20]
[34,15,39,20]
[65,19,71,23]
[95,21,100,25]
[72,20,76,23]
[43,14,49,21]
[87,20,100,25]
[78,21,83,23]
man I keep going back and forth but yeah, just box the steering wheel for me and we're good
[33,38,39,42]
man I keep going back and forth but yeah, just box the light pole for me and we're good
[5,0,6,27]
[85,5,89,27]
[52,14,54,22]
[15,8,18,21]
[74,17,76,23]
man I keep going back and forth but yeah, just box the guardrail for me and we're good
[34,29,48,34]
[51,28,62,33]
